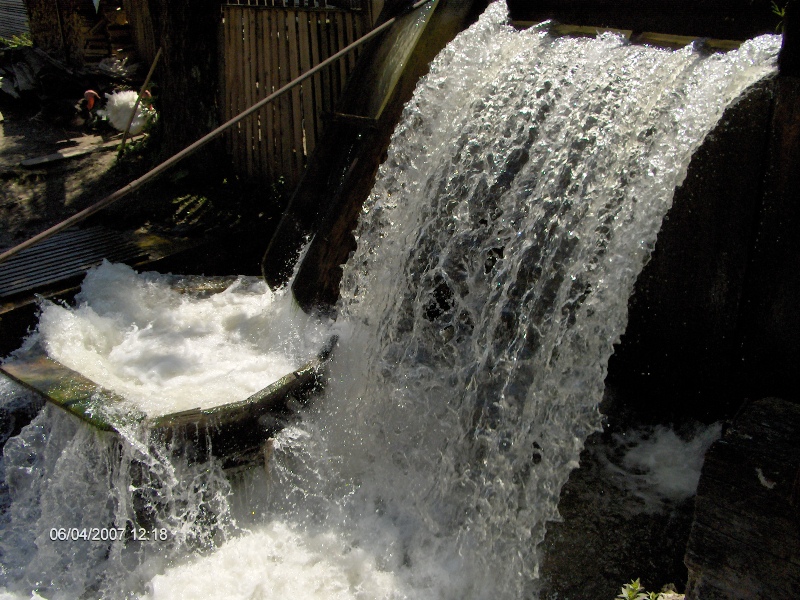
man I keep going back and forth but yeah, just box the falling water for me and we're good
[0,2,781,598]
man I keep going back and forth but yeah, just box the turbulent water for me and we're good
[0,3,781,598]
[32,261,327,416]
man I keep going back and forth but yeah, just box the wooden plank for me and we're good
[308,12,323,144]
[272,9,285,179]
[318,11,333,117]
[267,9,279,178]
[298,10,315,159]
[232,8,244,172]
[287,9,304,183]
[251,9,262,179]
[277,10,294,182]
[335,12,347,91]
[248,7,260,178]
[0,356,133,432]
[257,9,270,180]
[353,10,365,61]
[0,326,336,471]
[243,9,254,177]
[345,12,355,72]
[224,7,234,157]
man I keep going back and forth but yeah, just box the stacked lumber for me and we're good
[79,3,135,64]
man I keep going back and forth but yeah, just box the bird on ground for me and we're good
[87,89,156,135]
[29,89,100,128]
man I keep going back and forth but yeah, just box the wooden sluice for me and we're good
[0,275,337,471]
[263,0,491,309]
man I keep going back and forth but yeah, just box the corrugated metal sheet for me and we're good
[0,226,147,300]
[0,0,29,40]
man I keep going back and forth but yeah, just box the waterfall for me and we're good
[0,2,781,598]
[311,3,779,596]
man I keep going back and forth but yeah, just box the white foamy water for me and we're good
[141,521,405,600]
[30,260,327,416]
[0,2,781,598]
[604,422,722,511]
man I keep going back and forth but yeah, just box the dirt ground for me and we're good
[0,94,283,279]
[0,97,132,252]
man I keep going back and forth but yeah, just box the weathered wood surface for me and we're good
[506,0,779,40]
[121,0,156,65]
[222,4,371,187]
[685,398,800,600]
[739,75,800,400]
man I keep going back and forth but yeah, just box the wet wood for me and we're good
[257,10,269,178]
[264,0,492,309]
[505,0,778,41]
[739,75,800,399]
[511,22,742,51]
[0,275,337,470]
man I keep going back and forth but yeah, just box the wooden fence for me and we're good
[222,4,372,187]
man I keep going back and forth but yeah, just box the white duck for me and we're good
[85,89,156,135]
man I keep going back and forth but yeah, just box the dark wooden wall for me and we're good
[506,0,780,40]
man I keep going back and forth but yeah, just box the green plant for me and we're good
[617,579,648,600]
[617,579,680,600]
[0,32,32,48]
[772,1,788,33]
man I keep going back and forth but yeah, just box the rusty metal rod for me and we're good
[0,0,433,266]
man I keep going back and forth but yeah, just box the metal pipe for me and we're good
[0,0,433,266]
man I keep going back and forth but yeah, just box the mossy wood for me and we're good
[1,346,332,468]
[0,275,337,469]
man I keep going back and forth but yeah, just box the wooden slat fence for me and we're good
[223,4,370,187]
[0,0,29,40]
[225,1,384,27]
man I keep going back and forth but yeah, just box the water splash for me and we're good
[0,402,236,599]
[0,2,782,598]
[33,260,326,416]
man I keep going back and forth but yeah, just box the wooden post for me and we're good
[779,0,799,77]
